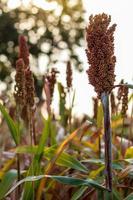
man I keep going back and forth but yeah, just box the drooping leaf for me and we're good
[5,175,107,197]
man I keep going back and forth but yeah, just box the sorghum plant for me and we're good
[44,68,58,105]
[86,13,116,192]
[15,35,36,144]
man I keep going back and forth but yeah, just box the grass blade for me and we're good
[0,103,19,145]
[5,175,107,197]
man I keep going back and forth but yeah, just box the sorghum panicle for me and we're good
[14,58,25,106]
[44,68,58,103]
[111,92,116,114]
[19,35,29,68]
[66,61,72,90]
[86,13,116,97]
[117,79,124,101]
[121,86,129,117]
[25,68,35,108]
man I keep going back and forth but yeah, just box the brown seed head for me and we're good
[121,86,129,118]
[86,13,116,97]
[14,58,25,105]
[25,68,35,108]
[66,61,72,90]
[117,79,124,101]
[44,68,58,103]
[19,35,29,68]
[110,92,116,114]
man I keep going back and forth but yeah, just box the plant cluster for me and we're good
[0,13,132,200]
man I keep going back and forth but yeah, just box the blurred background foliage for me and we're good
[0,0,85,98]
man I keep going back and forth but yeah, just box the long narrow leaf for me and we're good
[0,103,19,145]
[5,175,107,197]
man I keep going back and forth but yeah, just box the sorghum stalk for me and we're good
[14,58,26,195]
[101,92,112,191]
[18,35,36,198]
[86,13,116,193]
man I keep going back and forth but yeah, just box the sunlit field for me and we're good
[0,0,133,200]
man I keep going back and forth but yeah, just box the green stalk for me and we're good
[16,105,21,196]
[101,92,112,193]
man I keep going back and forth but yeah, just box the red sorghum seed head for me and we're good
[25,68,35,108]
[44,68,58,103]
[121,86,129,118]
[110,92,116,114]
[117,79,124,101]
[66,61,72,90]
[14,58,25,105]
[86,13,116,97]
[19,35,29,68]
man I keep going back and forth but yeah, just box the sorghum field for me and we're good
[0,1,133,200]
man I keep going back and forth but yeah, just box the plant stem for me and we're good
[101,92,112,193]
[16,105,21,196]
[120,117,125,157]
[68,89,72,132]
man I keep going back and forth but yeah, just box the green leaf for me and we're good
[22,117,50,200]
[0,103,19,145]
[71,186,88,200]
[47,175,107,190]
[56,152,88,173]
[5,175,45,197]
[112,163,123,170]
[5,175,107,197]
[124,192,133,200]
[82,159,104,165]
[0,170,17,200]
[16,145,88,173]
